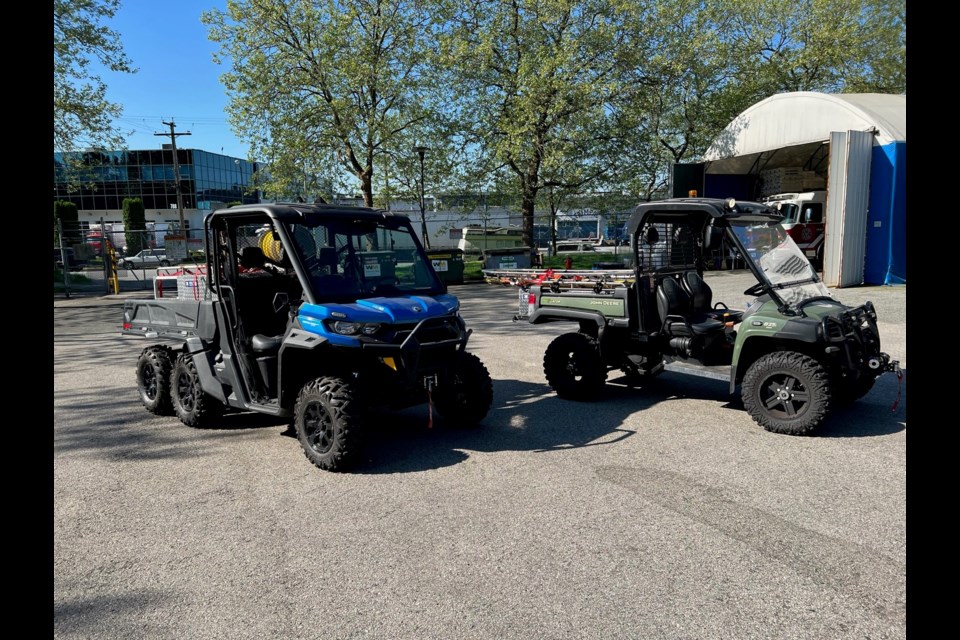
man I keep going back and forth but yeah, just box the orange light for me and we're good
[688,190,698,197]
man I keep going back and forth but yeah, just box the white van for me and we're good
[554,241,595,253]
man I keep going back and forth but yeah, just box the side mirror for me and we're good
[704,223,724,250]
[272,292,290,314]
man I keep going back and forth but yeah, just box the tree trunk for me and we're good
[360,173,374,207]
[521,188,537,249]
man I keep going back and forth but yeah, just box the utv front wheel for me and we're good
[434,352,494,426]
[543,332,607,400]
[136,345,174,415]
[170,354,223,428]
[294,377,363,472]
[742,352,831,435]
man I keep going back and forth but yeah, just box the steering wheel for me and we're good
[367,278,400,296]
[743,282,766,297]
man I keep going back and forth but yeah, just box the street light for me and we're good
[413,145,430,249]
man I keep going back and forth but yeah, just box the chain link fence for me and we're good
[54,219,211,296]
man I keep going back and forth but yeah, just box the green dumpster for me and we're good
[425,248,465,284]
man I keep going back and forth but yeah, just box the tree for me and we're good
[54,201,80,245]
[440,0,640,248]
[203,0,442,207]
[54,0,136,153]
[122,198,146,255]
[609,0,906,198]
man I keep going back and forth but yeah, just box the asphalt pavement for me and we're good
[54,271,907,639]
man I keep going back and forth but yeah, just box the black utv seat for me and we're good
[656,276,725,337]
[682,272,743,324]
[251,334,283,353]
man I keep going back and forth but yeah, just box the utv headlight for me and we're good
[330,321,380,336]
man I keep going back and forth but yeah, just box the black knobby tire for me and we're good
[434,352,494,426]
[543,332,607,400]
[742,351,831,435]
[136,345,175,415]
[170,354,224,428]
[294,377,363,472]
[160,260,171,267]
[834,374,877,406]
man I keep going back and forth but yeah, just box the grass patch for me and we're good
[53,269,94,285]
[463,260,485,281]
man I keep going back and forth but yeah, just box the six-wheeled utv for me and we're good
[520,197,899,435]
[123,204,493,471]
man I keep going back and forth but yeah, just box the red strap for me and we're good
[891,368,903,413]
[427,388,433,428]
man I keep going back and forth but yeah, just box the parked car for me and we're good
[554,242,596,253]
[122,249,170,269]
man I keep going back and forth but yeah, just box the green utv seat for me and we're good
[681,271,743,324]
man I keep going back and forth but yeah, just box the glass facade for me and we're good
[53,148,260,212]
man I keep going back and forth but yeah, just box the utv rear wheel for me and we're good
[294,377,363,472]
[742,352,831,435]
[434,352,494,426]
[543,332,607,400]
[136,345,174,415]
[170,354,223,428]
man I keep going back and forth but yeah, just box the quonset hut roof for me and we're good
[702,92,906,173]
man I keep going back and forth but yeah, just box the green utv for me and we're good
[519,198,900,435]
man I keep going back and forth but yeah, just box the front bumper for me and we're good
[361,314,470,386]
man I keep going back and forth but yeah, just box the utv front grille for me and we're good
[386,318,462,346]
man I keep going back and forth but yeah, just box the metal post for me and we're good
[57,219,70,298]
[101,216,110,294]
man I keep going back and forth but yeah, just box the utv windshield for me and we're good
[730,219,832,308]
[281,217,444,301]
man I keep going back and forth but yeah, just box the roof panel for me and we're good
[704,92,905,161]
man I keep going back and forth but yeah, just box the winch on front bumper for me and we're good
[821,301,899,375]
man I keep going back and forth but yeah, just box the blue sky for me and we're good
[94,1,248,159]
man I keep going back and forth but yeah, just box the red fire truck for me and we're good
[762,191,826,268]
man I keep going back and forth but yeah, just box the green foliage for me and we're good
[122,198,146,254]
[610,0,906,197]
[439,0,639,245]
[226,201,243,208]
[463,259,485,282]
[54,0,136,153]
[541,253,623,270]
[53,270,93,286]
[54,200,80,245]
[203,0,443,207]
[202,0,904,220]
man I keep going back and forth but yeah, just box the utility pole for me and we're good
[154,120,191,234]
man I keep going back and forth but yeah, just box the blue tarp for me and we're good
[865,142,906,285]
